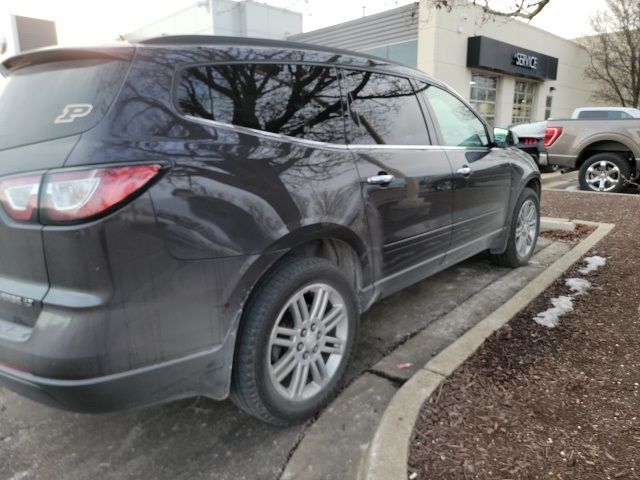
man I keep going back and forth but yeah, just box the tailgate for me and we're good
[0,48,133,328]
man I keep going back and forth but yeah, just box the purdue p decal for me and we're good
[54,104,94,124]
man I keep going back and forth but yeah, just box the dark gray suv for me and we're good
[0,36,540,425]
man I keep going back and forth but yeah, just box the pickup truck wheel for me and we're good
[579,153,630,193]
[231,257,358,426]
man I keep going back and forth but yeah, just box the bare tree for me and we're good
[582,0,640,107]
[294,1,552,20]
[429,0,551,20]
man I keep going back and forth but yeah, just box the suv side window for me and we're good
[340,69,430,145]
[419,84,489,148]
[176,63,345,144]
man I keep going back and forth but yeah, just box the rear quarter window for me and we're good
[176,63,345,144]
[0,59,129,151]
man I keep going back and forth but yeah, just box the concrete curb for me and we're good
[540,217,574,232]
[540,171,564,186]
[358,220,615,480]
[545,187,640,197]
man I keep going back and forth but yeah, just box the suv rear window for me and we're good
[0,59,129,151]
[176,63,345,144]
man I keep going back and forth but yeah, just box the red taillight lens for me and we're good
[41,165,162,224]
[0,174,43,222]
[522,137,538,145]
[544,127,563,147]
[0,164,162,224]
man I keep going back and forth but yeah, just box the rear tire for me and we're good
[231,257,358,426]
[578,153,630,193]
[491,188,540,268]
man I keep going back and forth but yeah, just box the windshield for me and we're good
[0,58,129,151]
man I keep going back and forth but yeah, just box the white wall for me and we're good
[125,4,214,42]
[242,2,301,39]
[125,0,301,42]
[0,12,20,63]
[417,1,600,125]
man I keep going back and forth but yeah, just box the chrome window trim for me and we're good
[348,144,475,151]
[183,115,485,151]
[184,115,350,150]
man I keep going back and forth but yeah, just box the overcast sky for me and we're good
[2,0,609,46]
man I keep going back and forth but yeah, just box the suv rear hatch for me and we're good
[0,47,134,331]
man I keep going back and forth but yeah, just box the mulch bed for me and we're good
[409,191,640,480]
[541,223,594,243]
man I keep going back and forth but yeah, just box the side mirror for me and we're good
[493,127,519,148]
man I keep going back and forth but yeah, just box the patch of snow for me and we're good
[8,472,31,480]
[578,255,607,275]
[533,296,574,329]
[565,278,592,295]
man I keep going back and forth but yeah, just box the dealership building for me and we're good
[290,2,598,127]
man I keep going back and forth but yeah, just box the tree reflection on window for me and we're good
[341,70,430,145]
[177,63,345,144]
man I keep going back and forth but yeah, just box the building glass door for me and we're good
[511,80,536,124]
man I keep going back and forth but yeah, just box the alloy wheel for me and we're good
[267,283,348,401]
[585,160,621,192]
[515,198,537,259]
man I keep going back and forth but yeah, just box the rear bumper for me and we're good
[0,345,230,413]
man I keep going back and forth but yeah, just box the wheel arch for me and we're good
[524,176,541,198]
[490,173,540,255]
[575,136,639,171]
[217,224,372,398]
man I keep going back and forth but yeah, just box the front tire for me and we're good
[231,257,358,426]
[491,188,540,268]
[578,153,630,193]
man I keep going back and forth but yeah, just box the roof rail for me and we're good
[138,35,398,66]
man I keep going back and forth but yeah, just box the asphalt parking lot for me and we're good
[1,238,565,480]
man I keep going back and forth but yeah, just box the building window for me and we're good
[512,80,537,124]
[469,73,498,126]
[545,95,553,120]
[360,40,418,68]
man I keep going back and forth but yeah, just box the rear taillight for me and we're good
[0,174,43,222]
[522,137,538,145]
[0,164,162,224]
[544,127,563,147]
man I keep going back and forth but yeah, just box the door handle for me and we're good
[367,173,395,185]
[456,166,472,176]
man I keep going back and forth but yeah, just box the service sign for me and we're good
[467,36,558,80]
[513,52,538,70]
